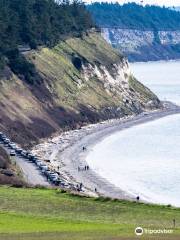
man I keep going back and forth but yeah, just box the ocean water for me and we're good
[86,60,180,206]
[131,60,180,105]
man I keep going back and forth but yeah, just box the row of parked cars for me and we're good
[0,132,74,188]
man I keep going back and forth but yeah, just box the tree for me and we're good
[0,0,94,82]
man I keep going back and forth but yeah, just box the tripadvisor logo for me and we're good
[135,227,144,236]
[135,227,173,236]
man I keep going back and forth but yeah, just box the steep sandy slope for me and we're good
[0,32,160,147]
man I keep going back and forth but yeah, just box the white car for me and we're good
[49,172,58,177]
[36,161,43,167]
[4,139,10,144]
[41,165,48,171]
[9,143,17,149]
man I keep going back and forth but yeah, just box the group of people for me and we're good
[76,182,83,192]
[78,165,90,171]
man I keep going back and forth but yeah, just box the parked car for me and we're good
[8,143,17,150]
[49,176,59,183]
[36,160,43,167]
[12,144,17,149]
[4,138,10,144]
[10,150,16,156]
[21,150,27,157]
[8,142,12,147]
[40,165,48,171]
[26,151,32,157]
[41,168,47,174]
[33,157,40,164]
[16,148,23,154]
[0,133,5,138]
[0,133,4,140]
[27,154,35,161]
[44,170,51,177]
[53,179,64,186]
[1,134,6,140]
[49,172,58,177]
[48,172,59,182]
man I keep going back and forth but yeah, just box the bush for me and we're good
[94,196,112,202]
[0,54,5,72]
[6,49,37,84]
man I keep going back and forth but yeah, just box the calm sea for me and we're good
[86,60,180,206]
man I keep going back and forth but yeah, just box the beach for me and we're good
[32,102,180,200]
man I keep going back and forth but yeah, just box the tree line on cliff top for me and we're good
[87,2,180,30]
[0,0,94,83]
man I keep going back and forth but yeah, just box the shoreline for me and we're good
[130,59,180,64]
[33,102,180,200]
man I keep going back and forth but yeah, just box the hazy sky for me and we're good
[86,0,180,7]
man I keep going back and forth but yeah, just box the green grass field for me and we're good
[0,186,180,240]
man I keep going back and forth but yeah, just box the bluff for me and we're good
[0,32,160,146]
[102,28,180,62]
[88,3,180,62]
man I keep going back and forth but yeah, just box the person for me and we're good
[83,146,86,151]
[87,165,89,170]
[76,184,80,192]
[80,182,83,190]
[173,219,176,228]
[95,188,97,193]
[78,166,80,172]
[136,196,140,201]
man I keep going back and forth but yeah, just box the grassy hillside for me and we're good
[0,32,160,147]
[0,186,179,239]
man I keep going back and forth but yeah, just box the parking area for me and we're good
[0,132,78,190]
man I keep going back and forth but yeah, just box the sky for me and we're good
[86,0,180,7]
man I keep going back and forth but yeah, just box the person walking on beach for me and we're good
[84,165,89,171]
[76,184,80,191]
[173,219,176,228]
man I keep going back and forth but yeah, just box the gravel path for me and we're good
[0,144,50,186]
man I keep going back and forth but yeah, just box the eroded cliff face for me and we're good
[0,32,160,146]
[102,28,180,61]
[81,58,159,113]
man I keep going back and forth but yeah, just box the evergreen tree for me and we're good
[0,0,94,83]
